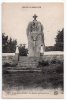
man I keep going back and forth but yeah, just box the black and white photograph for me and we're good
[2,3,64,98]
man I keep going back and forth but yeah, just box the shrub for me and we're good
[51,59,57,64]
[3,63,11,67]
[38,60,49,67]
[3,62,17,67]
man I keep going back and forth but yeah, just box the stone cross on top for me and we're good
[33,14,38,20]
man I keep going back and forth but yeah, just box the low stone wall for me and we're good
[44,51,64,61]
[43,55,63,61]
[2,51,64,66]
[2,53,18,65]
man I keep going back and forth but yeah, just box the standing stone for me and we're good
[27,14,45,57]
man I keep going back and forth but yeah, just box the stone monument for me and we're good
[27,14,45,57]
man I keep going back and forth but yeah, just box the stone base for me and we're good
[17,56,40,68]
[5,54,63,72]
[6,56,41,72]
[4,56,42,72]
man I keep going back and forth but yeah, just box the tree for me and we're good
[2,33,17,53]
[54,28,64,51]
[2,33,8,53]
[8,38,17,53]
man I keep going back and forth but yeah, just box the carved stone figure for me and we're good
[27,14,45,57]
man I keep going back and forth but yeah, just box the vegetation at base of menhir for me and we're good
[2,33,17,53]
[37,58,63,67]
[37,60,49,67]
[3,62,17,67]
[18,44,28,56]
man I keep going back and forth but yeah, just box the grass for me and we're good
[2,59,63,91]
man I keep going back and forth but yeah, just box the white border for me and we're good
[0,0,65,100]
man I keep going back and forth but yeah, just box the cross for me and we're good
[33,14,38,20]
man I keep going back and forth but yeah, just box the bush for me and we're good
[3,62,17,67]
[51,59,57,64]
[51,59,63,65]
[3,63,11,67]
[38,60,49,67]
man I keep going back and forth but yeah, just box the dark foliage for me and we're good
[38,60,49,67]
[19,44,28,56]
[51,59,63,65]
[51,59,57,64]
[3,63,11,67]
[2,33,17,53]
[3,62,17,67]
[54,28,64,51]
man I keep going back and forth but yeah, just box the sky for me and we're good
[2,3,64,47]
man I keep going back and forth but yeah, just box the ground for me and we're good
[3,58,63,92]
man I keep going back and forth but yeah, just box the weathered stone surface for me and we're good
[27,14,45,57]
[18,56,40,68]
